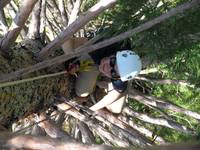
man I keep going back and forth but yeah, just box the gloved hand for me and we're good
[67,63,80,76]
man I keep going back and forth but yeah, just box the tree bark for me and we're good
[122,107,194,134]
[0,0,38,56]
[0,0,199,82]
[37,0,117,58]
[128,88,200,122]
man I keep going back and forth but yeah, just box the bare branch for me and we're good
[0,133,113,150]
[56,103,130,147]
[77,121,96,144]
[34,113,74,141]
[0,9,8,34]
[58,0,68,26]
[96,109,152,146]
[118,115,166,144]
[37,0,117,58]
[28,0,42,39]
[122,107,194,134]
[134,76,194,88]
[0,0,38,55]
[68,0,82,26]
[128,88,200,122]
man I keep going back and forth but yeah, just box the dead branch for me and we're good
[0,0,38,55]
[39,0,46,43]
[68,0,82,25]
[134,76,194,88]
[0,9,8,34]
[118,115,166,144]
[122,107,194,134]
[0,133,113,150]
[58,0,68,26]
[27,0,41,39]
[56,103,130,147]
[37,0,117,58]
[34,113,74,141]
[96,109,152,146]
[128,88,200,122]
[77,121,96,144]
[46,2,63,31]
[0,132,200,150]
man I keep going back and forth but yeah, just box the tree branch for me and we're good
[122,107,194,134]
[37,0,117,58]
[0,0,38,56]
[128,88,200,122]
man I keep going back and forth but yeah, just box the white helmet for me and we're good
[116,50,142,81]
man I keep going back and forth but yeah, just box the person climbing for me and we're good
[63,37,142,114]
